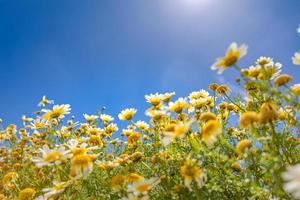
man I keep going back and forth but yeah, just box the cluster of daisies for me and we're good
[0,28,300,200]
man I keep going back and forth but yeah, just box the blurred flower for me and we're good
[211,42,248,74]
[18,188,36,200]
[38,96,54,107]
[83,114,99,123]
[292,51,300,65]
[180,159,206,190]
[201,120,222,145]
[282,164,300,199]
[32,145,71,167]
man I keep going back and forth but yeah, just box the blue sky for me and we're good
[0,0,299,125]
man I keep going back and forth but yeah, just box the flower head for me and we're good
[211,42,248,74]
[32,145,71,167]
[201,120,222,146]
[42,104,71,121]
[180,159,206,190]
[292,51,300,65]
[118,108,137,121]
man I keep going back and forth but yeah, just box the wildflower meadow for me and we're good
[1,27,300,200]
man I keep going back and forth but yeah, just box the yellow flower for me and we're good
[216,84,230,95]
[180,159,206,190]
[211,42,248,74]
[127,173,145,182]
[259,102,278,124]
[70,154,93,178]
[208,83,219,91]
[189,90,209,100]
[38,95,54,107]
[168,98,188,113]
[88,135,103,146]
[162,122,190,145]
[127,132,141,147]
[127,177,160,196]
[162,92,176,102]
[83,114,99,123]
[42,104,71,121]
[231,162,242,172]
[111,175,126,188]
[135,120,149,130]
[118,108,137,121]
[96,160,119,170]
[2,172,18,190]
[39,181,69,199]
[145,93,164,106]
[100,114,114,122]
[32,145,71,167]
[201,120,222,145]
[236,139,252,155]
[239,111,260,128]
[292,51,300,65]
[146,109,165,120]
[199,112,217,123]
[256,56,273,66]
[291,84,300,95]
[18,188,36,200]
[274,74,293,87]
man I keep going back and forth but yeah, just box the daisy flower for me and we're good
[83,114,99,123]
[162,121,191,146]
[70,154,94,178]
[42,104,71,121]
[292,51,300,65]
[211,42,248,74]
[38,96,54,107]
[168,98,188,113]
[201,120,222,146]
[145,93,164,106]
[118,108,137,121]
[100,114,114,123]
[127,177,160,196]
[135,120,149,130]
[180,159,206,190]
[41,181,69,199]
[32,145,71,167]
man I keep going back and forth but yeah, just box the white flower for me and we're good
[292,51,300,65]
[145,93,164,106]
[83,114,99,122]
[211,42,248,74]
[297,25,300,35]
[32,145,71,167]
[38,95,54,107]
[127,177,160,196]
[41,181,69,199]
[135,120,149,130]
[282,164,300,199]
[42,104,71,121]
[118,108,137,121]
[100,114,114,122]
[189,90,209,100]
[256,56,274,67]
[162,121,192,146]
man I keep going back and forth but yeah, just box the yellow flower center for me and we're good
[44,151,63,163]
